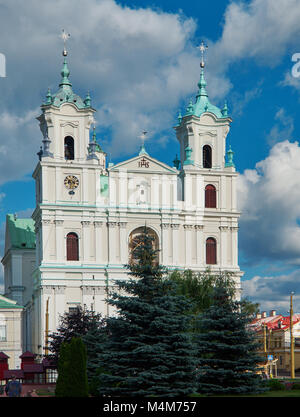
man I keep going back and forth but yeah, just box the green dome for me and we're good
[184,69,228,120]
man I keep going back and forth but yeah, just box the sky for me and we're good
[1,0,300,314]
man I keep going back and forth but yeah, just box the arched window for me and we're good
[66,232,79,260]
[64,136,74,160]
[203,145,212,168]
[205,184,216,208]
[129,227,159,265]
[206,237,216,265]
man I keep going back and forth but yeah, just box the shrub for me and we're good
[266,379,285,391]
[291,383,300,390]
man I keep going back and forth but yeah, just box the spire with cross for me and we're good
[139,130,149,156]
[198,41,208,69]
[61,29,70,57]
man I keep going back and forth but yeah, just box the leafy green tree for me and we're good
[55,337,89,397]
[48,306,104,365]
[196,285,265,395]
[169,269,236,315]
[96,227,198,397]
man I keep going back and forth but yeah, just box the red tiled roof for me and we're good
[23,364,44,373]
[0,352,9,360]
[250,314,300,332]
[19,351,35,359]
[3,369,24,379]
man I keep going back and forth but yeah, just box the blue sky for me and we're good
[1,0,300,314]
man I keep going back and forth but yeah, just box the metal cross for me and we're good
[61,29,70,56]
[139,130,147,146]
[198,41,208,68]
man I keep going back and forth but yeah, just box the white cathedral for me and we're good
[1,45,242,358]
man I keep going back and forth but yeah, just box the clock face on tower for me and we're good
[64,175,79,190]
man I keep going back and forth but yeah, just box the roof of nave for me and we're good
[5,214,36,250]
[0,294,23,309]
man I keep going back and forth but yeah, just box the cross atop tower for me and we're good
[61,29,70,57]
[198,41,208,68]
[138,130,149,156]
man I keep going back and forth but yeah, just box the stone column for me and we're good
[151,176,160,208]
[94,221,103,264]
[81,221,91,263]
[119,222,128,264]
[195,224,204,266]
[119,172,128,207]
[82,168,89,203]
[54,219,64,263]
[171,224,180,266]
[41,219,52,262]
[219,225,228,268]
[107,221,118,265]
[184,224,193,267]
[161,223,169,266]
[231,226,239,267]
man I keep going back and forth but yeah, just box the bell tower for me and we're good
[175,42,232,170]
[174,42,242,296]
[30,37,107,355]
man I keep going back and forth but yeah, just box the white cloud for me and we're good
[0,108,40,185]
[266,108,294,146]
[242,271,300,314]
[0,0,201,178]
[238,140,300,264]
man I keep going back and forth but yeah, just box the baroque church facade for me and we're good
[2,48,243,357]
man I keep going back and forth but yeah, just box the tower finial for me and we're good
[61,29,70,57]
[198,41,208,69]
[139,130,149,155]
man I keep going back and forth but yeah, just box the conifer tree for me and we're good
[96,227,197,397]
[55,337,89,397]
[196,286,265,395]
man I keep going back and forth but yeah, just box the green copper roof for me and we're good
[42,58,91,110]
[183,69,228,120]
[6,214,36,250]
[88,127,104,154]
[0,295,23,309]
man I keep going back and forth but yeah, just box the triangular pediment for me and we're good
[109,154,177,174]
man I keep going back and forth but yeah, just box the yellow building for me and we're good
[250,310,300,375]
[0,295,23,369]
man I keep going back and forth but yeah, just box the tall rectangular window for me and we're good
[0,325,7,342]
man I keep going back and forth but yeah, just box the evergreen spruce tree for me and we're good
[96,227,198,397]
[82,324,108,396]
[55,337,89,397]
[196,286,265,395]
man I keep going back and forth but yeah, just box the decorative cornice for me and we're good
[93,221,103,227]
[107,221,118,228]
[118,222,127,228]
[194,224,204,230]
[219,226,229,231]
[183,224,194,230]
[81,221,91,227]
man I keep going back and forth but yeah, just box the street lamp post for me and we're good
[290,292,295,379]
